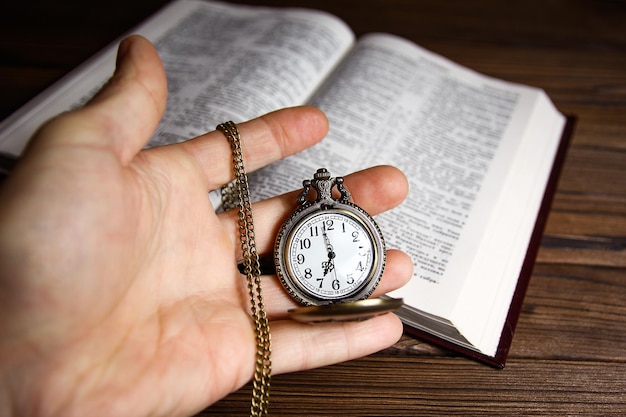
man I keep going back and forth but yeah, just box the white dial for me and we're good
[285,210,376,301]
[274,168,385,306]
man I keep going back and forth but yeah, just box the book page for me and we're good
[146,1,354,146]
[450,92,565,354]
[251,33,564,354]
[0,0,354,155]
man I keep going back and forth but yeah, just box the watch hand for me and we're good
[331,254,338,281]
[321,223,336,277]
[323,258,335,276]
[322,223,335,257]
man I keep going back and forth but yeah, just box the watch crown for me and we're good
[314,168,330,181]
[296,168,351,206]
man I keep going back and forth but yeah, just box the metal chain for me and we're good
[217,121,271,416]
[220,180,239,212]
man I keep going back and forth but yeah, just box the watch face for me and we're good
[277,206,384,305]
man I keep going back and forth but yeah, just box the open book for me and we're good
[0,0,573,367]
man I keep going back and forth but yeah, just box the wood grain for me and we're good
[202,357,626,416]
[1,0,625,415]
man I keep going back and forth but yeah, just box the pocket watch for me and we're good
[274,168,403,322]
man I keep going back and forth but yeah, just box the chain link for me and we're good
[217,121,271,416]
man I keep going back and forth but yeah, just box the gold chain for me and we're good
[217,121,271,416]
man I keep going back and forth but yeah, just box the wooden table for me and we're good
[1,0,625,415]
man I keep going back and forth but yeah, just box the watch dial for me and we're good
[285,210,377,301]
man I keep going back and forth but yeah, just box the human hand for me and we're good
[0,35,412,417]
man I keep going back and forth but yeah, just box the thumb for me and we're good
[27,35,167,164]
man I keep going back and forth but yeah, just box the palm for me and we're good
[0,36,412,417]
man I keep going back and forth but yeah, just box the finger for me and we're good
[220,165,409,260]
[269,312,403,375]
[26,35,167,164]
[260,249,414,318]
[176,106,328,189]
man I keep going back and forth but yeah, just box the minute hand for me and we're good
[322,225,336,276]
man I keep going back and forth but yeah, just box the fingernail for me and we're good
[116,37,133,69]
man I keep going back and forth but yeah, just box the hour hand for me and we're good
[323,252,335,276]
[323,246,335,276]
